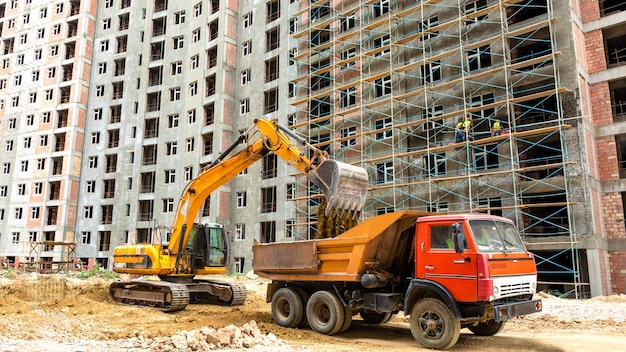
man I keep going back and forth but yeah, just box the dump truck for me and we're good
[109,119,368,311]
[253,211,542,350]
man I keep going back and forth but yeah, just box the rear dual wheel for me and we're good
[306,290,346,335]
[271,287,304,328]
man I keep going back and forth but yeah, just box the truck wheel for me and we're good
[294,287,310,327]
[468,320,506,336]
[271,287,304,328]
[360,309,392,324]
[409,298,460,350]
[339,307,353,333]
[306,290,346,335]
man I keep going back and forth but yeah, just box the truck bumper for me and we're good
[493,299,542,322]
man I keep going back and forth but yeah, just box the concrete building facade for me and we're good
[0,0,625,297]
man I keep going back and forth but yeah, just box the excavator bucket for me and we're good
[308,160,368,216]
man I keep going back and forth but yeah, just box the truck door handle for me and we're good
[425,265,434,270]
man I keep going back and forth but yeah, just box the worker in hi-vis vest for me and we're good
[492,120,502,136]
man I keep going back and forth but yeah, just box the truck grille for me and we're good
[499,282,532,297]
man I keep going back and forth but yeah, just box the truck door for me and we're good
[416,221,477,302]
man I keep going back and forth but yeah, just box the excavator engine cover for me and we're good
[308,160,368,216]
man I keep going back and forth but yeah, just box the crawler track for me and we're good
[109,280,190,312]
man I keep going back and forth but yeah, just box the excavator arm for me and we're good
[169,118,368,262]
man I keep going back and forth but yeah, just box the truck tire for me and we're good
[468,320,506,336]
[306,290,346,335]
[271,287,304,328]
[339,306,353,333]
[409,298,460,350]
[359,309,392,324]
[294,287,310,327]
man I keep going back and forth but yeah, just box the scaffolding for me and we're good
[289,0,587,297]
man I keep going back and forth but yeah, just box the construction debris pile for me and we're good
[112,321,292,351]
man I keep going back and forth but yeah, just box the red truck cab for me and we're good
[406,214,542,348]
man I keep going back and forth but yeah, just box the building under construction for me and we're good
[286,0,626,298]
[1,0,625,297]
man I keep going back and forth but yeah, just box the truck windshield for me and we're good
[469,220,525,253]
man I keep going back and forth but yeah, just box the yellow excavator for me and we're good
[109,119,369,311]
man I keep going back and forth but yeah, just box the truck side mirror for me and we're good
[453,232,465,255]
[452,222,470,262]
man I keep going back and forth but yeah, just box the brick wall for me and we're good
[578,0,600,22]
[610,251,626,293]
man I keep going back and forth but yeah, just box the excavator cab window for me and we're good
[186,224,227,268]
[207,225,227,267]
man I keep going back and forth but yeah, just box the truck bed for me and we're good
[252,211,428,282]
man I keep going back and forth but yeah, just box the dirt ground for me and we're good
[0,273,625,351]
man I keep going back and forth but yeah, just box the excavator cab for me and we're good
[187,223,227,270]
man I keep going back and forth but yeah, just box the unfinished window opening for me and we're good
[105,154,117,173]
[507,0,547,25]
[202,133,213,155]
[138,200,153,221]
[266,27,280,52]
[260,221,276,243]
[202,197,211,216]
[473,144,499,170]
[103,179,115,199]
[600,0,626,16]
[207,47,217,68]
[261,186,277,213]
[54,133,66,152]
[65,41,76,59]
[264,88,279,114]
[509,28,553,71]
[152,17,166,37]
[521,192,569,236]
[208,20,218,41]
[150,41,164,61]
[518,137,563,179]
[265,56,279,82]
[615,134,626,178]
[205,75,216,96]
[107,129,120,148]
[149,66,163,86]
[52,157,63,175]
[262,154,277,179]
[424,153,446,175]
[604,26,626,67]
[310,1,329,22]
[204,103,215,125]
[154,0,168,12]
[57,109,68,128]
[266,0,280,23]
[476,197,503,216]
[48,181,61,201]
[136,229,151,244]
[98,231,111,251]
[144,118,159,138]
[310,58,331,91]
[309,95,331,118]
[140,171,155,193]
[513,81,558,126]
[142,145,157,166]
[110,105,121,123]
[310,27,330,47]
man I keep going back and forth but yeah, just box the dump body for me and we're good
[253,211,427,282]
